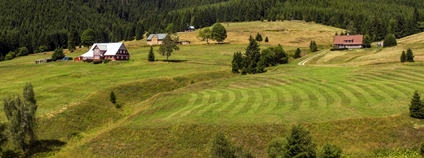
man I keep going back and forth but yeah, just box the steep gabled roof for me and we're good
[334,35,363,45]
[146,33,168,41]
[80,42,128,57]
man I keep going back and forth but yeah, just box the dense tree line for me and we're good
[1,0,424,61]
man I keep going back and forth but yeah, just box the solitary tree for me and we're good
[265,36,269,42]
[400,51,406,63]
[310,41,318,52]
[410,90,424,119]
[158,35,179,62]
[383,33,397,47]
[294,48,302,59]
[3,83,37,155]
[81,28,95,48]
[283,124,317,157]
[51,48,65,61]
[319,143,342,158]
[198,28,212,44]
[211,23,227,43]
[110,91,116,104]
[406,48,414,62]
[68,29,79,52]
[255,33,263,42]
[211,133,235,158]
[148,46,155,62]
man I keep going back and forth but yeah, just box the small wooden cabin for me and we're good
[147,33,167,45]
[79,42,130,61]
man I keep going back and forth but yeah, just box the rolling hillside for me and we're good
[2,21,424,157]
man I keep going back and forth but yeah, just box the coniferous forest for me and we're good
[0,0,423,60]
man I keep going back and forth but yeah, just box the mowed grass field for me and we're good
[2,21,424,157]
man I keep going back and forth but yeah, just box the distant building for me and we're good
[177,40,191,45]
[147,33,167,45]
[333,35,364,49]
[77,42,130,61]
[186,26,195,31]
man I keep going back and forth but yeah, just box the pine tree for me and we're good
[110,91,116,104]
[255,33,263,42]
[410,90,424,119]
[265,36,269,42]
[67,29,78,52]
[294,48,302,59]
[283,124,317,157]
[148,46,155,62]
[310,41,318,52]
[231,51,243,73]
[400,51,406,63]
[244,36,261,74]
[406,48,414,62]
[256,56,267,73]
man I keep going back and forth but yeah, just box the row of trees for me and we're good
[1,0,424,61]
[231,36,288,74]
[211,125,343,158]
[197,23,227,44]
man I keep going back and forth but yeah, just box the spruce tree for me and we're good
[410,90,424,119]
[265,36,269,42]
[294,48,302,59]
[231,51,243,73]
[400,51,406,63]
[148,46,155,62]
[310,41,318,52]
[68,29,79,52]
[255,33,263,42]
[244,36,261,74]
[110,91,116,104]
[406,48,414,62]
[283,124,317,157]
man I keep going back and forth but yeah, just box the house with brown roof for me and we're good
[333,35,363,49]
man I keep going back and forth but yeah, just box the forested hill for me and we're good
[0,0,423,59]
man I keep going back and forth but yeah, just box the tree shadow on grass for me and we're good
[28,139,66,156]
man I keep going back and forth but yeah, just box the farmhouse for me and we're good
[77,42,130,61]
[333,35,364,49]
[147,33,167,45]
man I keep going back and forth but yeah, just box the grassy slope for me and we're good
[2,21,423,157]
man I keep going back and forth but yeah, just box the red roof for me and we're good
[333,35,363,45]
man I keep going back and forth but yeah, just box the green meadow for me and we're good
[2,21,424,157]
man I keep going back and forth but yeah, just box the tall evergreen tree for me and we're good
[294,48,302,59]
[158,35,179,62]
[400,51,406,63]
[231,51,243,73]
[3,83,37,155]
[68,29,79,52]
[283,124,317,157]
[406,48,414,62]
[310,41,318,52]
[148,46,155,62]
[410,90,424,119]
[135,23,145,40]
[244,36,261,74]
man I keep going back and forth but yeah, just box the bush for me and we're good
[17,47,29,57]
[383,34,397,47]
[115,103,121,109]
[319,143,342,158]
[93,60,103,64]
[103,59,112,64]
[51,48,65,61]
[4,51,15,60]
[211,133,235,158]
[267,138,286,158]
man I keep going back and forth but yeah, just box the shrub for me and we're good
[51,48,65,61]
[110,91,116,104]
[267,138,286,158]
[319,143,342,158]
[103,59,112,64]
[4,51,15,60]
[400,51,406,63]
[17,47,29,57]
[211,133,235,158]
[310,40,318,52]
[93,60,103,64]
[265,36,269,42]
[294,48,302,58]
[284,124,317,157]
[383,34,397,47]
